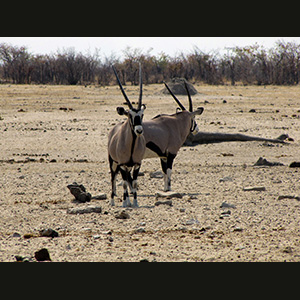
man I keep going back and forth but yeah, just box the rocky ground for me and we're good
[1,83,300,262]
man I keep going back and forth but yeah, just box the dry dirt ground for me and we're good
[1,83,300,262]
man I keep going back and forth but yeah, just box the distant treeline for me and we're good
[0,40,300,86]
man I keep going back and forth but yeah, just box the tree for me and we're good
[0,43,32,83]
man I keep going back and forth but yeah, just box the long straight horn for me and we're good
[163,81,186,111]
[183,80,193,112]
[138,63,143,109]
[112,65,133,110]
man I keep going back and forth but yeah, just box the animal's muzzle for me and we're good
[134,125,144,136]
[191,123,199,135]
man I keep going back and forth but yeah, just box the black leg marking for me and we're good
[120,166,131,207]
[131,164,141,207]
[167,153,176,170]
[109,155,120,205]
[160,158,167,174]
[164,153,176,191]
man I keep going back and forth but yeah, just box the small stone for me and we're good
[67,205,102,214]
[154,200,173,206]
[185,219,200,225]
[155,191,183,199]
[34,248,51,261]
[15,255,33,262]
[150,171,164,179]
[115,210,130,219]
[220,202,236,209]
[289,161,300,168]
[243,186,266,191]
[23,233,35,239]
[219,214,230,219]
[15,255,24,262]
[135,227,146,233]
[254,157,284,167]
[91,193,107,200]
[39,228,59,238]
[219,176,233,182]
[283,246,293,254]
[12,232,21,238]
[278,195,300,201]
[233,227,243,232]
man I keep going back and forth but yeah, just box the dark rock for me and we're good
[276,134,289,141]
[15,255,33,262]
[289,161,300,168]
[67,182,92,202]
[12,232,21,238]
[283,246,293,254]
[34,248,51,261]
[15,255,24,262]
[254,157,284,167]
[39,228,59,238]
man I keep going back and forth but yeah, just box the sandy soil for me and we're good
[1,83,300,262]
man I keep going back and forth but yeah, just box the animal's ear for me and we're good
[141,104,146,110]
[191,107,204,116]
[116,107,128,116]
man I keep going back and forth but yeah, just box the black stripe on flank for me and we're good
[146,141,165,158]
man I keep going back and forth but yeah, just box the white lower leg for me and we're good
[164,168,172,191]
[122,180,131,207]
[132,179,138,207]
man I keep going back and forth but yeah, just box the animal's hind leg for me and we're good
[120,166,131,207]
[160,153,176,191]
[109,156,119,206]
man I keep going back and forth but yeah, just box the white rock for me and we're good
[67,205,102,214]
[243,186,266,191]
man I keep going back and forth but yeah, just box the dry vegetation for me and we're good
[1,83,300,262]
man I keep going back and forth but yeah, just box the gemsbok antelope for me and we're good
[142,81,204,192]
[108,64,146,207]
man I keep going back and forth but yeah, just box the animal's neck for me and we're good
[122,118,139,166]
[175,111,192,140]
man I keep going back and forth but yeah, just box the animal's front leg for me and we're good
[131,164,141,207]
[120,166,132,207]
[109,156,119,206]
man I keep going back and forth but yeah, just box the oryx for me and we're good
[142,81,204,191]
[108,64,146,207]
